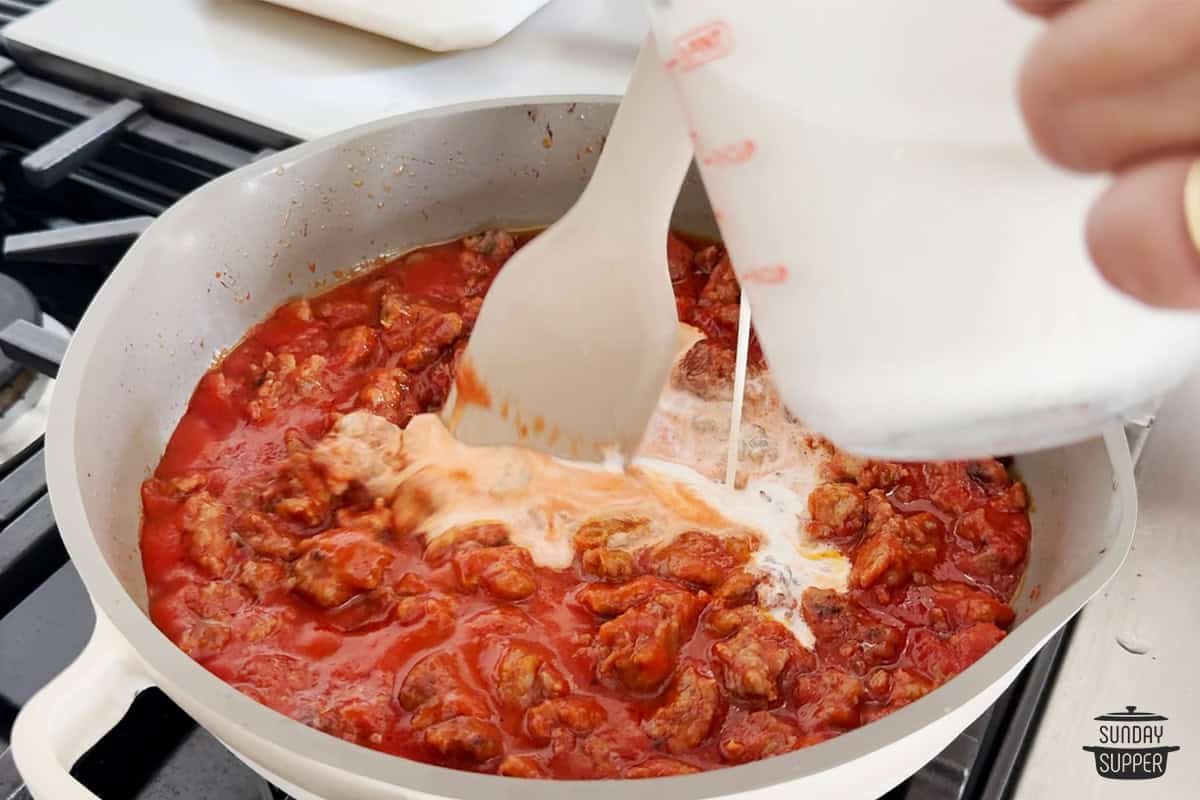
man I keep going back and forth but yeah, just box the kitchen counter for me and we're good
[1015,371,1200,798]
[4,0,645,140]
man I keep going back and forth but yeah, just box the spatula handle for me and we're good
[578,34,694,244]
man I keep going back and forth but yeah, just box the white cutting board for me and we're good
[260,0,553,52]
[3,0,644,140]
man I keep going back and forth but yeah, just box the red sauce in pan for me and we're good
[140,231,1030,778]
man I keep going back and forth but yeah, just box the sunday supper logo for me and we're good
[1082,706,1180,780]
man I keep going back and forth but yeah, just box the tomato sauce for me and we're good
[140,230,1030,778]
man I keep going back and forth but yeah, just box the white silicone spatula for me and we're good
[445,35,693,462]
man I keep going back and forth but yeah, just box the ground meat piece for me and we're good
[396,652,462,711]
[402,312,463,371]
[791,669,863,731]
[950,622,1007,662]
[625,758,701,778]
[993,481,1029,512]
[247,352,294,422]
[923,462,995,514]
[315,299,371,328]
[266,446,334,527]
[851,511,943,590]
[710,568,758,606]
[396,651,489,729]
[719,711,801,765]
[967,458,1010,489]
[423,717,503,762]
[888,668,936,708]
[645,531,752,589]
[416,358,454,410]
[497,755,544,778]
[908,623,1006,683]
[248,353,327,422]
[235,559,291,598]
[179,619,231,659]
[823,454,907,491]
[525,697,607,742]
[698,253,738,306]
[861,462,909,491]
[355,368,420,426]
[643,665,721,753]
[577,576,684,617]
[238,608,284,642]
[574,516,653,550]
[453,545,537,600]
[953,509,1029,585]
[405,343,456,376]
[379,292,419,331]
[180,493,235,577]
[393,594,457,640]
[594,589,704,692]
[236,510,301,560]
[323,587,400,633]
[292,528,395,608]
[580,547,637,581]
[334,502,392,535]
[865,668,892,700]
[462,268,494,298]
[394,572,431,596]
[671,340,735,401]
[495,644,569,710]
[822,452,866,483]
[712,570,761,608]
[423,522,510,564]
[280,298,313,322]
[712,617,798,703]
[704,604,762,637]
[233,652,315,708]
[181,580,249,620]
[667,233,694,283]
[335,325,378,368]
[693,244,724,275]
[801,588,904,673]
[157,472,207,498]
[807,483,867,539]
[926,582,1016,629]
[460,297,484,331]
[312,670,395,746]
[463,229,516,259]
[548,722,650,778]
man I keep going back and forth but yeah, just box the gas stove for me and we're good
[0,6,1159,800]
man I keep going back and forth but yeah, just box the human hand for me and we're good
[1016,0,1200,308]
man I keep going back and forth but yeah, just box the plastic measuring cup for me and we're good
[646,0,1200,459]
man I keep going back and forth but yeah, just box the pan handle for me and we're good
[10,604,153,799]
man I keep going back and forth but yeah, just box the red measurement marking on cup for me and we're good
[740,264,789,285]
[666,21,733,72]
[701,139,756,167]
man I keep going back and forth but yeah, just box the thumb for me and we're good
[1086,156,1200,309]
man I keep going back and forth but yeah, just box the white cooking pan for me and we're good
[10,99,1137,800]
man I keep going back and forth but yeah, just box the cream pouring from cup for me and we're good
[646,0,1200,459]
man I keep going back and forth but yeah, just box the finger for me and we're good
[1010,0,1078,19]
[1086,155,1200,309]
[1020,0,1200,171]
